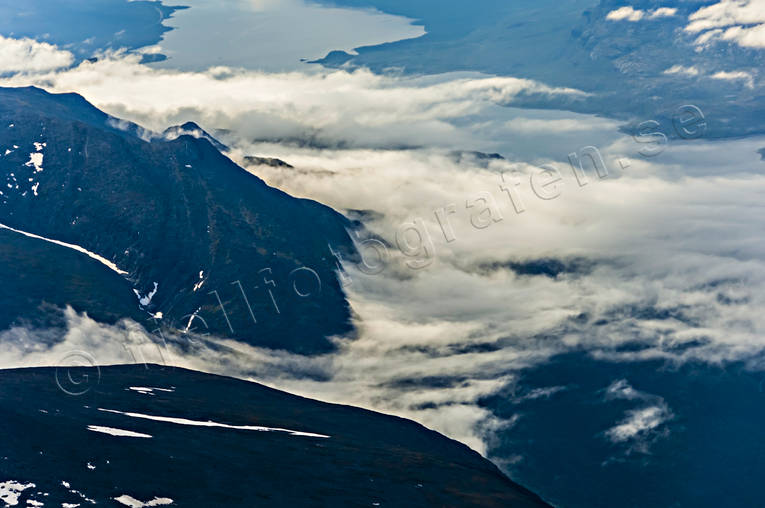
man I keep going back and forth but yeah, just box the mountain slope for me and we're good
[0,85,357,354]
[0,365,552,508]
[0,227,144,331]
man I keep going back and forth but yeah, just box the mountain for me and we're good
[243,155,294,169]
[162,121,229,152]
[0,86,358,354]
[0,364,552,508]
[0,226,144,331]
[484,352,765,508]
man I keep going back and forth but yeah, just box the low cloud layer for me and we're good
[0,35,74,73]
[0,51,585,153]
[4,130,764,454]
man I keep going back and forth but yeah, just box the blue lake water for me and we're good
[153,0,425,72]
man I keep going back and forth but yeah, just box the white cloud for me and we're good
[604,380,673,452]
[694,27,724,46]
[687,0,765,32]
[0,35,74,73]
[663,65,701,76]
[606,6,677,22]
[607,6,645,21]
[650,7,678,18]
[606,404,672,444]
[0,52,585,151]
[504,116,618,134]
[711,69,755,88]
[687,0,765,48]
[720,22,765,48]
[605,379,646,400]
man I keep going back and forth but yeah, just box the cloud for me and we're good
[606,6,677,22]
[607,7,645,21]
[504,116,618,134]
[650,7,678,18]
[687,0,765,49]
[603,379,673,451]
[236,133,765,389]
[0,52,585,152]
[663,65,701,77]
[0,308,166,370]
[719,22,765,48]
[0,35,74,73]
[605,379,646,401]
[606,404,672,444]
[6,128,765,456]
[711,70,755,88]
[686,0,765,32]
[693,28,725,47]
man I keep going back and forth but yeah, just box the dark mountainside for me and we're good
[0,227,145,331]
[162,121,230,152]
[0,86,357,354]
[484,352,765,508]
[0,365,552,508]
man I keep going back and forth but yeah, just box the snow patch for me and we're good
[98,408,329,438]
[114,495,173,507]
[86,425,152,439]
[0,223,128,275]
[0,481,35,506]
[128,387,175,395]
[24,153,43,173]
[133,282,158,307]
[183,308,201,333]
[192,271,205,292]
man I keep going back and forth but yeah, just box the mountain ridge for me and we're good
[0,364,553,508]
[0,85,358,354]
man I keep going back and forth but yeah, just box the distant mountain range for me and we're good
[0,85,358,354]
[0,0,183,63]
[315,0,765,139]
[0,364,551,507]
